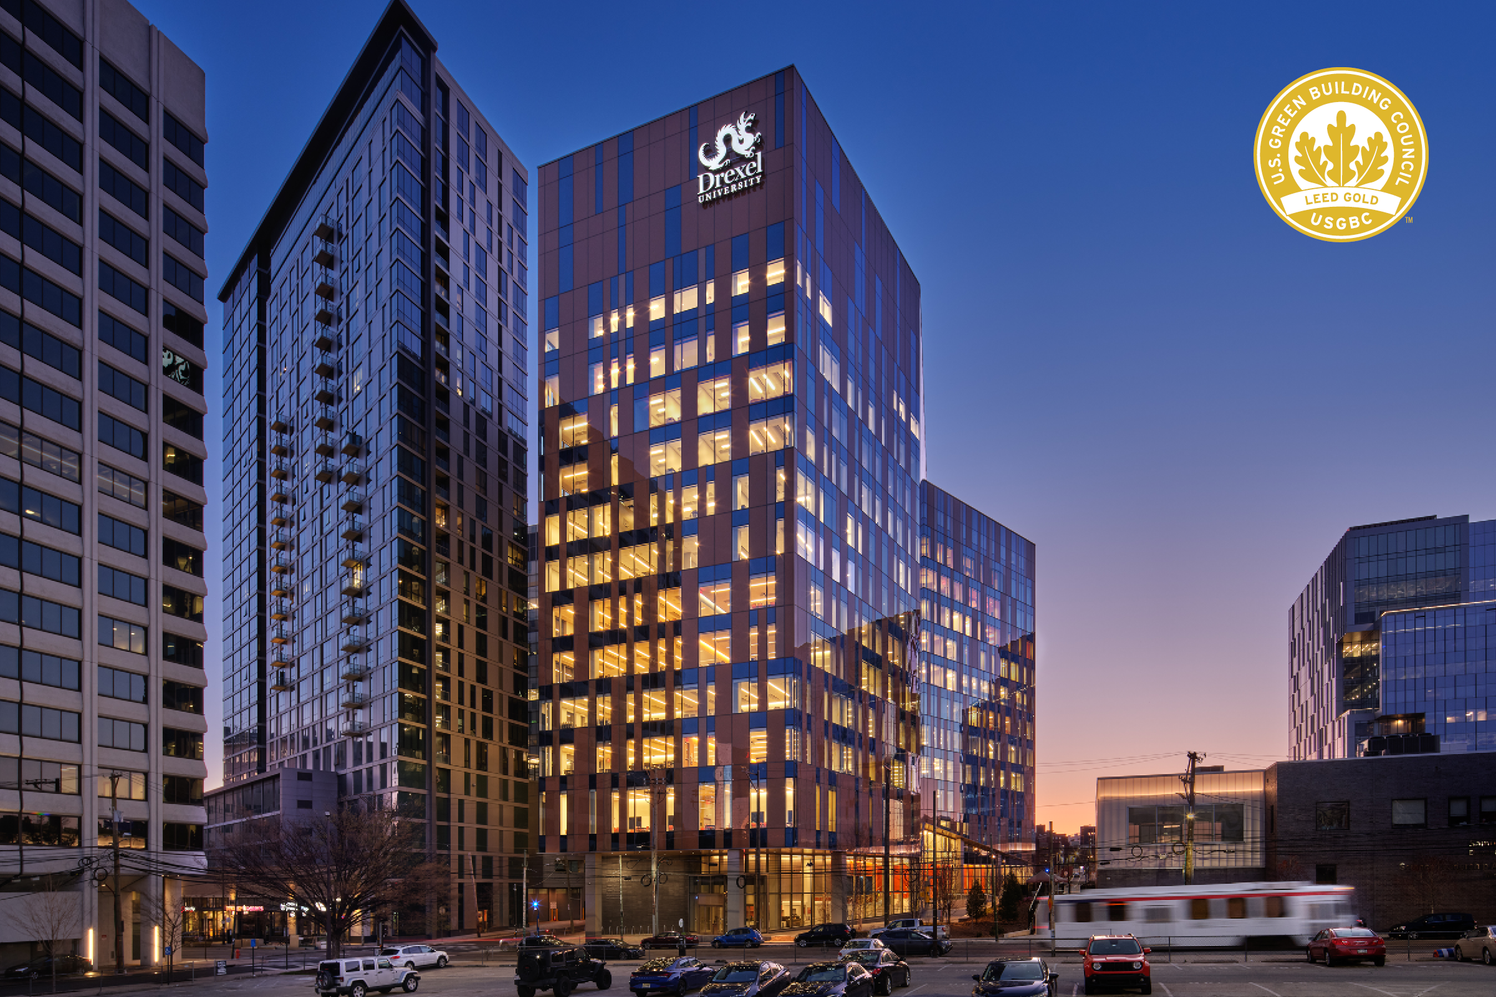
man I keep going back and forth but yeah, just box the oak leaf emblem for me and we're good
[1294,110,1392,189]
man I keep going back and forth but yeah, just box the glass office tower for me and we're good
[917,483,1035,891]
[1290,514,1496,759]
[218,0,533,931]
[536,68,925,933]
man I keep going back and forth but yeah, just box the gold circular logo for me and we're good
[1254,67,1427,241]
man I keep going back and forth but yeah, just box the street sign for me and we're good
[164,946,172,956]
[215,961,227,976]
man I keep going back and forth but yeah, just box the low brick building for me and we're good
[1264,753,1496,929]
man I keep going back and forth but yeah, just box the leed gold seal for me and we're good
[1254,67,1427,241]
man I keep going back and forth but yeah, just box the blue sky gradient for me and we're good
[139,0,1494,830]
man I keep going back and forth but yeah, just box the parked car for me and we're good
[1305,927,1385,967]
[1387,912,1476,939]
[1081,935,1150,995]
[629,957,714,996]
[381,945,449,969]
[782,961,874,997]
[972,958,1057,997]
[1454,926,1496,965]
[873,929,950,958]
[845,949,910,995]
[2,955,93,980]
[869,920,947,943]
[316,957,419,997]
[838,939,887,959]
[699,960,791,997]
[642,932,701,951]
[712,928,765,949]
[515,942,612,997]
[585,938,646,961]
[795,924,855,948]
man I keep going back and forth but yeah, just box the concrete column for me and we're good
[724,850,743,929]
[584,853,602,934]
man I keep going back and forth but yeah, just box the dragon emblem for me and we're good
[698,112,762,171]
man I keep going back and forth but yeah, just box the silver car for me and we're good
[380,945,449,969]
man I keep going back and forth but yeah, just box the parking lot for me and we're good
[97,942,1495,997]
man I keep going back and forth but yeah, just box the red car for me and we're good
[1306,927,1385,966]
[1082,934,1150,995]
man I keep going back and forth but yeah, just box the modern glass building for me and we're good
[1290,515,1496,759]
[0,0,210,968]
[218,0,533,931]
[917,482,1035,890]
[535,68,928,934]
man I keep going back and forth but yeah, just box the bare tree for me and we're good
[930,862,959,933]
[138,888,186,983]
[1397,858,1458,919]
[217,804,450,959]
[3,877,82,992]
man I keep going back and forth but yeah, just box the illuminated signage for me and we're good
[697,112,764,206]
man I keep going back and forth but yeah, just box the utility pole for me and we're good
[648,769,666,936]
[1179,752,1203,886]
[108,772,125,974]
[521,850,528,933]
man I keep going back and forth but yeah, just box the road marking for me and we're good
[1250,984,1283,997]
[1349,983,1407,997]
[903,986,926,994]
[1156,983,1174,996]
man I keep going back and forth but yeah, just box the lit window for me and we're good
[749,413,793,455]
[650,346,666,378]
[658,586,683,622]
[649,296,665,321]
[589,315,605,338]
[681,535,699,568]
[750,571,776,608]
[698,375,731,414]
[649,389,682,427]
[544,328,560,352]
[641,689,667,721]
[560,465,587,496]
[733,677,759,712]
[765,260,785,286]
[590,362,605,394]
[698,428,731,467]
[596,743,614,771]
[681,485,699,520]
[673,336,698,371]
[766,312,785,346]
[643,736,673,767]
[734,524,750,560]
[544,376,559,407]
[701,630,731,664]
[767,673,798,710]
[551,605,574,636]
[699,578,732,616]
[748,359,791,402]
[748,729,767,764]
[610,309,620,333]
[559,412,588,447]
[673,286,698,314]
[734,473,749,510]
[734,320,750,356]
[590,646,626,678]
[674,684,698,719]
[733,269,750,296]
[553,652,576,682]
[818,292,832,324]
[649,440,682,476]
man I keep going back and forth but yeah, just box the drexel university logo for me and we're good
[1254,68,1428,242]
[697,112,764,205]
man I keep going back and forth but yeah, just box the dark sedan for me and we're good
[630,957,714,996]
[699,961,791,997]
[642,932,701,951]
[875,929,951,958]
[972,958,1056,997]
[795,924,855,948]
[1387,912,1475,940]
[845,949,910,995]
[782,962,874,997]
[3,955,92,980]
[585,937,645,960]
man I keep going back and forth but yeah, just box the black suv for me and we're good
[794,924,854,948]
[515,940,613,997]
[1387,913,1476,939]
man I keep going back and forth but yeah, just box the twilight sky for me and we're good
[144,0,1496,832]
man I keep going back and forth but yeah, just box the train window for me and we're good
[1106,902,1129,922]
[1073,902,1093,923]
[1190,898,1211,920]
[1144,906,1172,923]
[1227,898,1247,919]
[1265,896,1286,918]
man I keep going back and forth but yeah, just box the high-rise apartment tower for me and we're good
[218,0,533,931]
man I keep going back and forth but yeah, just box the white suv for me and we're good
[316,957,419,997]
[381,945,449,969]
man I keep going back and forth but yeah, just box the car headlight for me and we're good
[1132,962,1142,970]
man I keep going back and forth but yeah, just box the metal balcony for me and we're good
[270,513,289,528]
[341,432,363,456]
[270,628,291,645]
[340,491,363,513]
[315,220,336,242]
[341,579,366,598]
[315,439,335,457]
[270,557,292,574]
[340,462,362,485]
[269,442,289,456]
[315,412,336,431]
[340,634,369,654]
[269,582,290,598]
[340,694,371,710]
[270,419,289,433]
[340,519,364,542]
[314,462,336,483]
[314,360,335,379]
[270,464,289,480]
[315,305,335,326]
[340,722,370,737]
[339,663,371,682]
[270,535,291,550]
[313,333,334,352]
[269,488,290,504]
[314,279,336,301]
[314,387,336,405]
[271,671,295,691]
[270,608,291,622]
[314,247,335,269]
